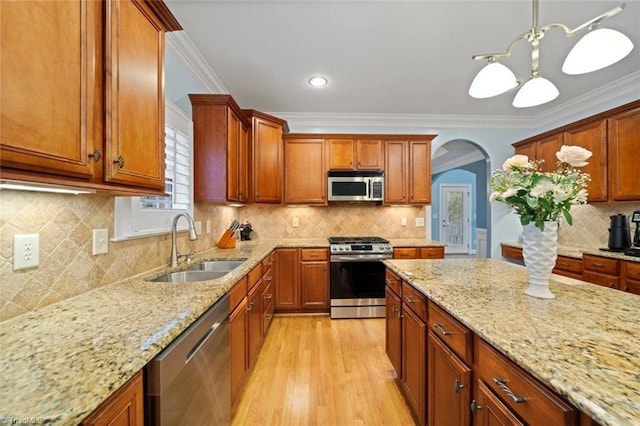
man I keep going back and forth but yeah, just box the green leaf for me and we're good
[563,209,573,225]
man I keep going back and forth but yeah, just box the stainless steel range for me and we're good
[328,236,393,319]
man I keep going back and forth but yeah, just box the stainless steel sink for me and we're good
[148,270,228,283]
[187,259,246,272]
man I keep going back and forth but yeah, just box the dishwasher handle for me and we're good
[185,320,222,364]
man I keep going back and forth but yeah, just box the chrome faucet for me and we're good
[171,212,198,268]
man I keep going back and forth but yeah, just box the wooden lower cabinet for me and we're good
[427,332,471,426]
[394,247,418,259]
[247,279,263,368]
[81,371,143,425]
[230,297,248,407]
[401,305,427,425]
[274,248,329,312]
[385,287,402,376]
[476,338,577,425]
[472,380,524,426]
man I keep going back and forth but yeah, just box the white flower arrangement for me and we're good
[490,145,592,231]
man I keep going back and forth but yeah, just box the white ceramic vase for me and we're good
[521,221,558,299]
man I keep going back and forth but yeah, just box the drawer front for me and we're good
[229,276,248,311]
[625,260,640,280]
[385,269,402,296]
[477,339,577,426]
[622,277,640,295]
[300,248,328,261]
[428,301,473,364]
[419,247,444,259]
[262,251,275,269]
[248,264,263,290]
[583,254,619,275]
[394,248,417,259]
[501,244,523,261]
[582,270,619,289]
[401,281,427,322]
[553,256,583,274]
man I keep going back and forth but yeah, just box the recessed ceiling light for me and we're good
[308,76,328,87]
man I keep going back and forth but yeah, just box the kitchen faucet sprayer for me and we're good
[171,212,198,268]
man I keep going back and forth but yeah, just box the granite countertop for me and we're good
[501,241,640,263]
[0,238,326,425]
[384,258,640,426]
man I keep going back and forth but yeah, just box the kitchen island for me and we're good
[384,258,640,426]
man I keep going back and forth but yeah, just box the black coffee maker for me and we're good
[624,211,640,257]
[608,214,631,251]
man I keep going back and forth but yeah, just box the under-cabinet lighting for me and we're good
[0,181,94,195]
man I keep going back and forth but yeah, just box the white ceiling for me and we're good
[165,0,639,123]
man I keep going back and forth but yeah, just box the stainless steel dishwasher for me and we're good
[145,294,230,425]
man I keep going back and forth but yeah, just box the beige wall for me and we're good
[0,191,425,321]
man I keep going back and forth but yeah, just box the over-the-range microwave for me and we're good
[327,170,384,202]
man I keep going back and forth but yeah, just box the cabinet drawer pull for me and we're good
[400,253,410,257]
[385,278,395,285]
[88,148,101,162]
[558,262,569,267]
[113,155,125,168]
[265,293,272,300]
[434,323,452,336]
[609,282,615,288]
[592,262,605,267]
[403,295,416,304]
[391,306,398,314]
[453,379,465,393]
[493,378,527,403]
[470,400,482,415]
[310,253,319,257]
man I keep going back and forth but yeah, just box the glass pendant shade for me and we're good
[468,61,519,98]
[562,28,634,75]
[512,76,559,108]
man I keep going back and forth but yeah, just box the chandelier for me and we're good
[468,0,634,108]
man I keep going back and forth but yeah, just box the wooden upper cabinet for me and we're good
[245,110,288,204]
[0,0,98,179]
[104,0,166,190]
[409,140,431,204]
[328,138,383,170]
[0,0,181,194]
[384,141,409,204]
[190,95,251,203]
[515,134,562,173]
[563,119,607,202]
[608,107,640,201]
[384,138,433,205]
[284,138,326,205]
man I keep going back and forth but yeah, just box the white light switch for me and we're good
[92,229,109,255]
[195,221,202,235]
[401,217,407,227]
[293,217,299,227]
[206,220,211,234]
[14,234,39,270]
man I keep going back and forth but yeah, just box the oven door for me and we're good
[330,260,386,318]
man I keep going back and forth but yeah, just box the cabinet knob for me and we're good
[453,379,465,393]
[88,148,101,163]
[470,400,482,415]
[113,156,125,168]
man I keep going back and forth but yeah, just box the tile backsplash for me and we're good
[558,201,640,248]
[0,191,425,321]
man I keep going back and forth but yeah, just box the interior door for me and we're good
[440,184,471,254]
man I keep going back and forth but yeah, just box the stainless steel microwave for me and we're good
[327,170,384,202]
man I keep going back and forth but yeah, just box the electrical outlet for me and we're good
[401,217,407,227]
[206,220,211,234]
[293,217,299,227]
[92,229,109,255]
[195,221,202,235]
[13,234,39,270]
[415,217,425,227]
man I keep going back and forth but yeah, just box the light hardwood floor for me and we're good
[233,316,416,426]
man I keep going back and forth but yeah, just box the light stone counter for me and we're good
[502,241,640,263]
[0,239,326,426]
[384,258,640,426]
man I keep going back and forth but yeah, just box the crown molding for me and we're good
[432,150,486,175]
[166,32,228,94]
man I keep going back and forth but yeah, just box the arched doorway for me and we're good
[431,140,491,257]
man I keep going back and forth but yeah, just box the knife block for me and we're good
[216,229,236,249]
